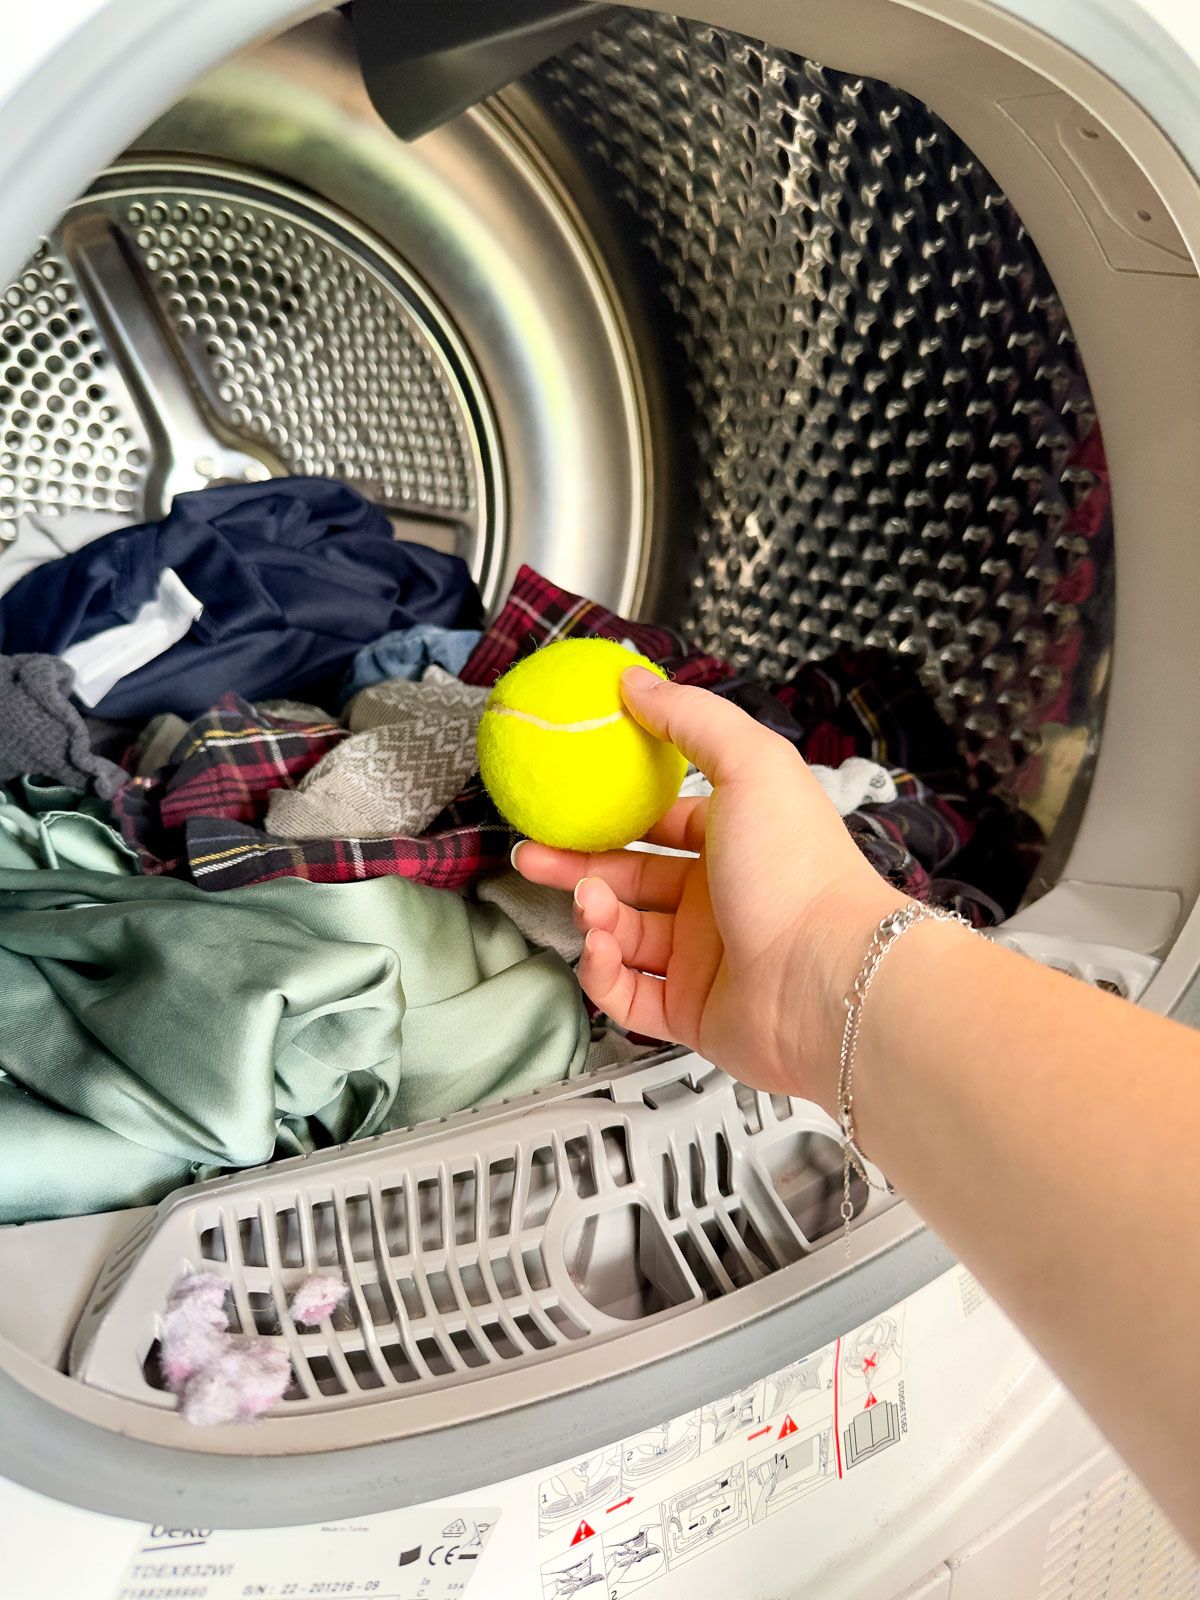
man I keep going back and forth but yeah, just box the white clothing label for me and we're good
[63,566,203,707]
[110,1505,499,1600]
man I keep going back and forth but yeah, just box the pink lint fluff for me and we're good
[159,1272,229,1392]
[289,1274,349,1325]
[180,1336,293,1427]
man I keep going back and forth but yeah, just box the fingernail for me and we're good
[622,665,662,691]
[509,839,526,870]
[584,929,600,955]
[573,878,590,908]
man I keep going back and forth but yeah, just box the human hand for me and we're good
[512,666,903,1108]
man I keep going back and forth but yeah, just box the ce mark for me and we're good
[429,1543,478,1567]
[397,1544,478,1567]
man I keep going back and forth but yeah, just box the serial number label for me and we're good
[112,1508,498,1600]
[242,1586,380,1597]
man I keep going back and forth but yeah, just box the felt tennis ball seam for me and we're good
[477,638,687,853]
[486,706,626,734]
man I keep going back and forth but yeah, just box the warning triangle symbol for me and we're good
[864,1393,878,1409]
[778,1414,798,1439]
[570,1520,597,1546]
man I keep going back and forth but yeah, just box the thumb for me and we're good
[621,666,785,788]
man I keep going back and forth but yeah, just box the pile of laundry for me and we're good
[0,475,1039,1232]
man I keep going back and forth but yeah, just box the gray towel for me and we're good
[0,654,127,798]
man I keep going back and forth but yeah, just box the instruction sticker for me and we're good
[112,1506,499,1600]
[535,1302,914,1592]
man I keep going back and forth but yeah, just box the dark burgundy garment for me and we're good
[0,477,482,720]
[844,776,1005,926]
[741,647,966,796]
[711,648,1034,919]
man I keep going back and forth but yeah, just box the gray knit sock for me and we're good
[266,670,488,840]
[130,712,190,778]
[0,654,127,797]
[345,667,488,733]
[476,871,583,963]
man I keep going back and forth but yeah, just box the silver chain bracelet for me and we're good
[837,900,975,1253]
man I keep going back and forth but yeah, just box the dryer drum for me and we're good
[0,9,1111,860]
[530,11,1113,850]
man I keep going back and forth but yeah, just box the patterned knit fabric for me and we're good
[266,673,489,841]
[344,668,490,733]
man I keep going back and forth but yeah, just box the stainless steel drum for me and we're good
[0,13,659,617]
[524,12,1113,848]
[0,7,1111,868]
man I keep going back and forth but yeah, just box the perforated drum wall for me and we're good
[529,13,1114,816]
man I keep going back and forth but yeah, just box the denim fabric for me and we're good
[338,624,481,708]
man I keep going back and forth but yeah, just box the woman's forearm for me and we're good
[851,923,1200,1543]
[515,672,1200,1545]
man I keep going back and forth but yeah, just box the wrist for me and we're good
[850,911,978,1156]
[777,874,907,1114]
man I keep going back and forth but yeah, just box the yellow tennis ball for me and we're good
[477,638,687,852]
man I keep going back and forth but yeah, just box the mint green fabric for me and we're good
[0,777,140,874]
[0,868,589,1223]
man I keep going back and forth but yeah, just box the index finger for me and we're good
[621,668,793,788]
[510,838,690,912]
